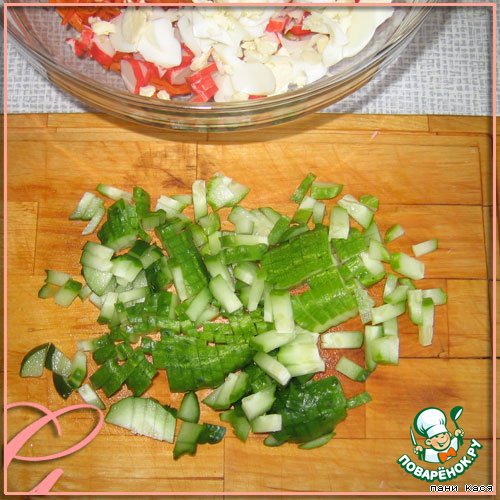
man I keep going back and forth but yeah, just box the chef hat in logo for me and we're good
[414,407,448,438]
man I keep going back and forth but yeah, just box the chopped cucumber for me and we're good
[364,325,383,371]
[418,297,435,346]
[359,194,379,211]
[310,181,342,200]
[329,206,349,240]
[408,289,423,325]
[209,275,242,313]
[371,336,399,365]
[251,414,282,433]
[173,422,203,460]
[383,273,398,299]
[77,383,105,409]
[384,224,405,243]
[38,283,59,299]
[371,302,406,325]
[96,184,132,202]
[290,173,316,203]
[298,432,333,450]
[312,201,326,225]
[105,397,176,443]
[412,238,438,257]
[368,240,390,262]
[241,385,276,421]
[67,351,87,389]
[422,287,447,306]
[44,344,72,377]
[20,343,50,377]
[384,285,409,305]
[347,391,372,409]
[269,290,294,333]
[198,424,226,444]
[390,252,425,280]
[53,279,82,307]
[383,317,399,336]
[253,352,291,386]
[53,372,74,399]
[45,269,71,286]
[338,195,374,229]
[321,331,363,349]
[335,356,368,382]
[178,392,200,424]
[251,330,295,353]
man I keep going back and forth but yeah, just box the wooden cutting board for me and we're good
[6,113,495,494]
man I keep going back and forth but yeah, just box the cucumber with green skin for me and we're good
[20,343,51,377]
[269,376,347,445]
[105,397,176,443]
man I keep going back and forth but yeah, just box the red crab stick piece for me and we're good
[266,17,288,33]
[164,47,195,85]
[120,59,148,94]
[187,63,218,102]
[89,37,115,69]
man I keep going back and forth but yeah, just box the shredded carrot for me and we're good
[150,78,191,96]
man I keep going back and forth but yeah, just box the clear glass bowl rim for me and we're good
[6,2,435,115]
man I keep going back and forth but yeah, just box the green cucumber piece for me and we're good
[364,325,383,371]
[82,267,114,296]
[298,432,333,450]
[270,290,294,334]
[52,372,74,399]
[38,283,59,299]
[384,224,405,243]
[20,343,51,377]
[408,289,423,325]
[207,173,250,211]
[251,414,282,433]
[77,383,105,409]
[310,182,342,200]
[197,423,226,445]
[418,297,435,347]
[321,331,363,349]
[67,351,87,389]
[173,422,203,460]
[335,356,368,382]
[359,194,379,211]
[390,252,425,280]
[178,392,200,424]
[105,397,176,443]
[45,269,71,286]
[209,275,242,314]
[328,207,350,240]
[96,184,132,202]
[422,287,447,306]
[371,302,406,325]
[383,317,399,336]
[53,279,82,307]
[371,336,399,365]
[290,173,316,203]
[337,195,373,229]
[412,238,438,257]
[251,330,295,353]
[44,344,72,377]
[241,385,276,421]
[312,201,326,225]
[347,391,372,409]
[253,352,291,386]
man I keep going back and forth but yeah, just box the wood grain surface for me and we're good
[6,113,495,494]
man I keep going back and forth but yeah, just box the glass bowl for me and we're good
[7,3,433,132]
